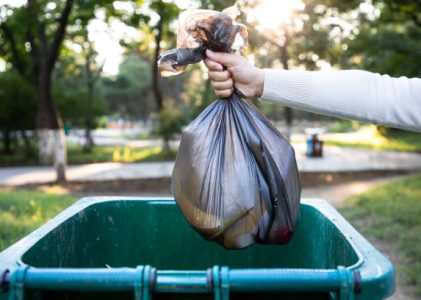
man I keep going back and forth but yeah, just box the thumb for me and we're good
[206,50,240,68]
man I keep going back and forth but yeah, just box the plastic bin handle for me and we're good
[4,265,359,300]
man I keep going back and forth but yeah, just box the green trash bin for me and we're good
[0,198,394,300]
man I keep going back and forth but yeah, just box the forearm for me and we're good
[261,69,421,132]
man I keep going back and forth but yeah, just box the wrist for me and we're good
[254,67,264,98]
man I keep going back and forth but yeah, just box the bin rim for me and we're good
[0,197,372,272]
[0,197,395,299]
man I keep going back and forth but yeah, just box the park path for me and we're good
[302,174,417,300]
[301,175,410,207]
[1,144,421,186]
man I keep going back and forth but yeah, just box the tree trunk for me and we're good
[20,129,33,157]
[280,34,293,142]
[54,113,67,183]
[1,0,73,181]
[284,107,293,141]
[84,128,94,151]
[36,63,66,181]
[162,138,171,153]
[83,81,95,151]
[2,130,12,154]
[83,44,96,151]
[153,19,167,153]
[153,19,164,112]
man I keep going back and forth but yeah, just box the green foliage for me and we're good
[341,1,421,77]
[0,70,36,154]
[0,0,115,83]
[199,0,237,10]
[0,144,177,166]
[324,126,421,152]
[326,120,362,133]
[0,70,36,132]
[376,126,405,137]
[259,102,288,122]
[67,145,176,164]
[341,174,421,295]
[100,55,154,121]
[0,147,38,167]
[0,189,77,251]
[54,88,106,128]
[120,0,181,57]
[156,106,185,143]
[52,36,108,131]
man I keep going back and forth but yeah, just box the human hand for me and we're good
[204,50,264,99]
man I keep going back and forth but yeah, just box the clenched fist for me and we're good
[204,50,264,99]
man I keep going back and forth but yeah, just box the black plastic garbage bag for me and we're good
[158,7,301,249]
[172,91,301,249]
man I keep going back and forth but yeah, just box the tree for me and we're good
[0,0,75,181]
[0,70,36,155]
[53,43,107,151]
[238,0,371,131]
[0,0,115,181]
[119,0,183,149]
[101,55,154,122]
[60,32,106,150]
[243,0,331,140]
[344,0,421,78]
[147,0,180,149]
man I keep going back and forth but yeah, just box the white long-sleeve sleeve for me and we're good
[261,69,421,132]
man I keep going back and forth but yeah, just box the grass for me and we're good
[326,120,363,133]
[0,145,178,166]
[0,151,38,167]
[0,189,77,251]
[340,174,421,296]
[67,145,177,164]
[325,125,421,152]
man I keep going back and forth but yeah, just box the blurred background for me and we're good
[0,0,420,299]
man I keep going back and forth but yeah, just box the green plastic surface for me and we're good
[0,198,395,300]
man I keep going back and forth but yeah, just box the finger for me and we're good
[206,50,242,68]
[211,79,234,90]
[208,70,231,82]
[216,88,234,98]
[204,58,223,71]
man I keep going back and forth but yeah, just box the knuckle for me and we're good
[204,60,214,69]
[217,82,226,89]
[205,60,214,68]
[216,73,226,82]
[209,62,220,71]
[212,72,224,81]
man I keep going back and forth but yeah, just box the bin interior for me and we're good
[21,200,359,270]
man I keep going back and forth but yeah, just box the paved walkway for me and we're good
[301,175,411,208]
[302,174,416,300]
[1,144,421,186]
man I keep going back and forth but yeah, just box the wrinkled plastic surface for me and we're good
[160,7,301,249]
[172,92,301,249]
